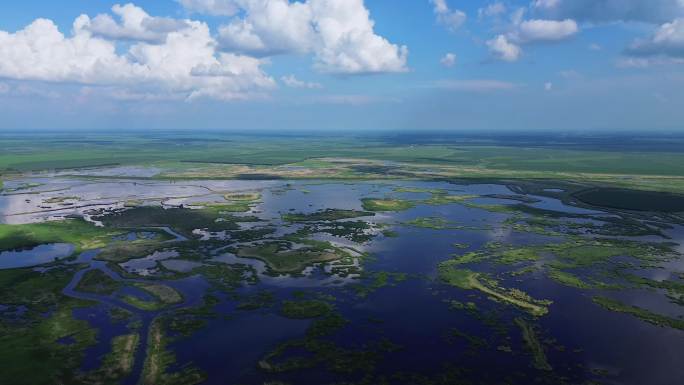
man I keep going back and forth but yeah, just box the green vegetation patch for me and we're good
[361,198,415,212]
[282,209,375,222]
[96,239,172,263]
[306,313,349,338]
[307,220,379,243]
[75,269,122,295]
[449,244,541,266]
[121,295,165,312]
[120,283,182,311]
[424,193,478,206]
[438,261,552,317]
[135,283,183,305]
[236,291,275,311]
[0,265,82,312]
[80,333,140,384]
[0,218,123,253]
[515,318,552,371]
[96,206,249,238]
[545,240,672,269]
[462,203,518,214]
[195,192,261,213]
[592,296,684,330]
[237,241,351,274]
[280,300,333,319]
[141,319,205,385]
[547,269,594,289]
[404,217,453,230]
[0,298,98,385]
[44,196,80,204]
[223,191,261,201]
[258,314,397,377]
[498,248,542,264]
[353,271,408,298]
[193,264,255,292]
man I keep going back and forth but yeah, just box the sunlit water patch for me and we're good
[0,243,74,269]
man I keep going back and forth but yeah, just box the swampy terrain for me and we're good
[1,133,684,385]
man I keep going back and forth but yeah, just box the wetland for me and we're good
[1,134,684,385]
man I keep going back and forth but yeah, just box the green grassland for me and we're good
[438,262,552,317]
[515,318,552,371]
[141,318,204,385]
[118,282,182,311]
[135,283,183,305]
[4,132,684,194]
[361,198,415,212]
[75,270,122,295]
[0,266,100,385]
[97,207,238,237]
[0,218,124,253]
[0,133,681,174]
[236,241,353,274]
[80,333,140,384]
[593,297,684,330]
[280,300,333,319]
[282,209,375,222]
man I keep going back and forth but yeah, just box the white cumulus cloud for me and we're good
[485,8,579,62]
[82,3,189,43]
[514,19,578,43]
[216,0,408,74]
[0,9,275,101]
[487,35,522,62]
[626,18,684,58]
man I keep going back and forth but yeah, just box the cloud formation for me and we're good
[0,1,408,102]
[0,9,275,101]
[440,53,457,67]
[532,1,684,67]
[478,2,507,20]
[532,0,684,24]
[281,75,322,89]
[625,18,684,59]
[430,0,467,31]
[486,7,579,62]
[514,19,578,43]
[83,3,188,43]
[487,35,522,62]
[216,0,408,74]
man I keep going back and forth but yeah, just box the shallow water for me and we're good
[161,259,203,273]
[119,250,179,276]
[0,243,74,268]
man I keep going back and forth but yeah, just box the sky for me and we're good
[0,0,683,132]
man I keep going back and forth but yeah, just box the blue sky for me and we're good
[0,0,683,132]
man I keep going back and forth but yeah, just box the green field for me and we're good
[3,132,684,194]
